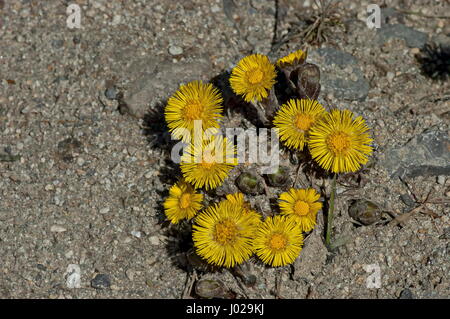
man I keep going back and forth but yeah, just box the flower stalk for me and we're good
[325,173,337,248]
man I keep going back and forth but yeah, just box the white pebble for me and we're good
[131,230,142,238]
[168,45,183,56]
[387,72,395,82]
[50,225,67,233]
[144,171,153,179]
[99,207,110,214]
[77,157,85,166]
[65,264,81,289]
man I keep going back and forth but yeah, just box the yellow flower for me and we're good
[276,49,307,67]
[180,135,237,190]
[225,192,262,224]
[308,109,373,173]
[165,80,223,142]
[229,54,276,102]
[273,98,326,150]
[254,215,303,267]
[163,180,203,224]
[192,200,257,267]
[278,188,322,232]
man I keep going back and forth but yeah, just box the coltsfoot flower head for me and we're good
[163,180,203,224]
[273,99,326,150]
[308,109,373,173]
[254,215,303,267]
[192,200,257,268]
[225,192,262,224]
[165,80,223,142]
[180,135,237,190]
[279,188,322,232]
[229,54,276,102]
[276,49,308,68]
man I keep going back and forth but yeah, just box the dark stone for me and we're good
[73,35,82,45]
[315,48,369,101]
[36,264,47,271]
[399,288,414,299]
[51,39,65,49]
[91,274,111,289]
[376,24,428,48]
[381,127,450,178]
[399,193,416,208]
[105,86,118,100]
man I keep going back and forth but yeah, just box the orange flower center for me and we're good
[214,219,237,245]
[179,193,191,209]
[268,233,287,251]
[294,200,310,216]
[184,100,203,120]
[248,68,263,84]
[295,114,314,131]
[327,131,351,155]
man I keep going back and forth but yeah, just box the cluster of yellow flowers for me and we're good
[165,184,322,268]
[228,50,373,173]
[162,49,373,268]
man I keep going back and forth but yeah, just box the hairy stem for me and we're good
[326,174,337,247]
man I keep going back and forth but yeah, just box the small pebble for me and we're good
[105,87,118,100]
[437,175,445,185]
[399,193,415,208]
[50,225,67,233]
[131,230,142,238]
[91,274,111,289]
[73,35,81,44]
[125,269,135,281]
[36,264,47,271]
[168,45,183,56]
[399,288,414,299]
[77,157,85,166]
[386,72,395,82]
[99,207,110,214]
[144,171,153,179]
[51,39,64,49]
[66,264,82,289]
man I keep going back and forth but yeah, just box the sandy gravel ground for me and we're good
[0,0,449,299]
